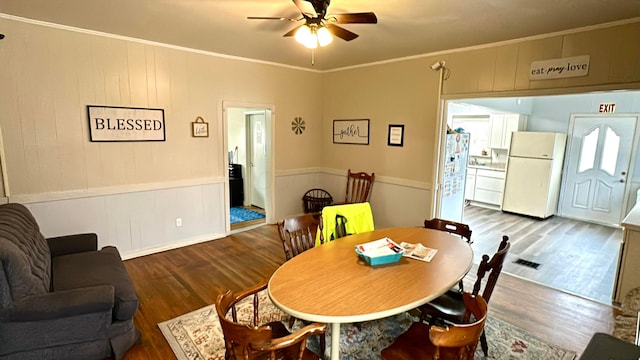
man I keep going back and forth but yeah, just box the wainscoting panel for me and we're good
[273,169,323,221]
[25,182,226,259]
[319,171,432,228]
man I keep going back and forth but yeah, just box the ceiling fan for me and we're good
[248,0,377,48]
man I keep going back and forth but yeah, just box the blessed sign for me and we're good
[87,105,165,142]
[529,55,590,80]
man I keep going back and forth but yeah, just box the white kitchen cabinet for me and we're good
[473,169,505,206]
[490,114,527,149]
[465,167,477,200]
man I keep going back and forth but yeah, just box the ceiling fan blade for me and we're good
[329,12,377,24]
[326,24,359,41]
[247,16,299,21]
[283,25,303,37]
[292,0,317,17]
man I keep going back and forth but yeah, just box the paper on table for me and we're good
[399,242,438,262]
[356,237,403,257]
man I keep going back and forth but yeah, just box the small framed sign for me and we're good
[388,124,404,146]
[192,116,209,137]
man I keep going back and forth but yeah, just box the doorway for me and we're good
[224,104,273,232]
[438,90,640,304]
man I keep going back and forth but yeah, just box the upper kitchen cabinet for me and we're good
[490,114,527,149]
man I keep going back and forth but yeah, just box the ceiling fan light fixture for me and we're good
[295,25,318,48]
[317,26,333,47]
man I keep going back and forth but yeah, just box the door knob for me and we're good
[620,179,625,183]
[621,171,627,176]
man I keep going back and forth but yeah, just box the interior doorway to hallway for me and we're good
[225,105,273,232]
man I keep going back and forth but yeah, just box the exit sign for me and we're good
[599,103,616,113]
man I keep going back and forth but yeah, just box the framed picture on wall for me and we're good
[388,124,404,146]
[192,116,209,137]
[333,119,370,145]
[87,105,165,142]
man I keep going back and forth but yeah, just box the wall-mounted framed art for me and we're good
[87,105,165,142]
[333,119,369,145]
[192,116,209,137]
[388,124,404,147]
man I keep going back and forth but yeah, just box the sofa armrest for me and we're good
[47,233,98,257]
[0,285,114,322]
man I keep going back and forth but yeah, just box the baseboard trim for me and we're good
[120,232,226,260]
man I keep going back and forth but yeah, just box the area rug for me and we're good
[613,287,640,344]
[159,290,576,360]
[230,207,265,224]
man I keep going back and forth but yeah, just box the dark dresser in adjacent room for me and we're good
[229,164,244,207]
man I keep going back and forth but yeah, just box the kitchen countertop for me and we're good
[468,164,506,171]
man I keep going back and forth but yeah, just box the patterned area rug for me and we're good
[158,290,576,360]
[613,287,640,344]
[229,207,265,224]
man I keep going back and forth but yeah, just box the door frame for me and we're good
[557,113,640,225]
[222,101,275,234]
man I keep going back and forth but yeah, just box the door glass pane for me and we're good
[578,128,598,172]
[600,127,620,176]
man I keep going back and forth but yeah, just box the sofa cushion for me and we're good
[52,246,138,321]
[0,203,51,308]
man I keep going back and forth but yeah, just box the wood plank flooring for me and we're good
[463,205,622,305]
[121,223,619,360]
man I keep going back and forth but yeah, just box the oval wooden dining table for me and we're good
[268,227,474,360]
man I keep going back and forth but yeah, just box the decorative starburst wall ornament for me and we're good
[292,117,305,135]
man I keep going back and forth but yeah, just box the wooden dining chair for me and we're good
[424,218,473,293]
[277,214,320,261]
[420,235,511,357]
[423,218,472,244]
[216,280,326,360]
[382,293,488,360]
[343,169,375,204]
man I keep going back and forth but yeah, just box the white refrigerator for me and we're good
[502,132,567,219]
[440,133,470,223]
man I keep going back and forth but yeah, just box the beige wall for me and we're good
[0,17,323,197]
[322,59,442,184]
[321,21,640,206]
[442,22,640,95]
[0,16,639,253]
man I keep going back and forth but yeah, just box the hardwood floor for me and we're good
[121,223,619,359]
[463,205,622,305]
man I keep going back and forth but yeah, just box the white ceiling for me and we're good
[1,0,639,71]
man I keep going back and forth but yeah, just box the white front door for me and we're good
[559,115,637,225]
[248,112,266,209]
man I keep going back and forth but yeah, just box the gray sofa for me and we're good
[0,203,140,359]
